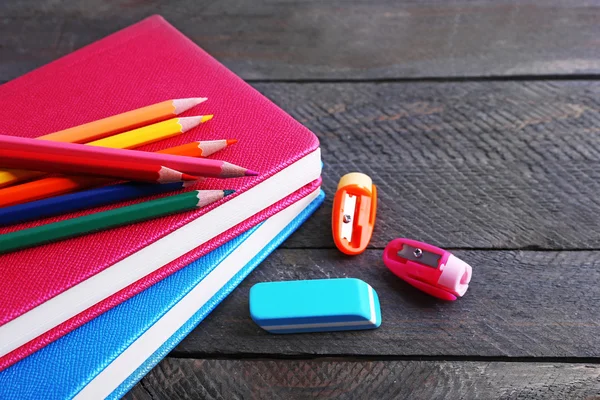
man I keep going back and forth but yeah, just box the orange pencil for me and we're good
[0,176,106,206]
[40,98,207,144]
[157,139,238,157]
[0,140,234,207]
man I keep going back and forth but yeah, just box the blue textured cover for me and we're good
[109,190,325,399]
[0,190,325,400]
[249,278,382,334]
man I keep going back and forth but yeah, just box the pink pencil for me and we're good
[0,134,258,178]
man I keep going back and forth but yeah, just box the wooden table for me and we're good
[3,1,600,398]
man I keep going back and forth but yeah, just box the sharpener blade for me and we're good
[397,244,441,268]
[341,193,356,242]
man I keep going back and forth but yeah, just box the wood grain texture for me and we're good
[251,81,600,250]
[2,1,600,81]
[173,249,600,358]
[125,358,600,400]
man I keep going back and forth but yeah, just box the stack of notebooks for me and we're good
[0,16,323,399]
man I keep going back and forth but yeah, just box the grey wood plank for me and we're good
[2,1,600,81]
[125,358,600,400]
[173,249,600,358]
[2,80,596,250]
[251,81,600,249]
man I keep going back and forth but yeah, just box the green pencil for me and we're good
[0,189,234,254]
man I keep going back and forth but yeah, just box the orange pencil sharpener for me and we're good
[332,172,377,255]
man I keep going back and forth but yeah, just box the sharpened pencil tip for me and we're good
[226,139,238,146]
[201,114,214,123]
[223,190,235,196]
[178,116,204,132]
[245,169,259,176]
[173,98,207,114]
[182,173,200,181]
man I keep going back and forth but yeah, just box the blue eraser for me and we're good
[249,278,381,334]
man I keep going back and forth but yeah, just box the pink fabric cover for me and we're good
[0,16,319,369]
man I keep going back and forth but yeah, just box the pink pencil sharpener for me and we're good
[383,238,472,301]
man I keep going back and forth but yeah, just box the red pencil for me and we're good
[0,134,257,178]
[0,148,197,183]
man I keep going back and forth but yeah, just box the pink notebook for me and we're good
[0,15,321,369]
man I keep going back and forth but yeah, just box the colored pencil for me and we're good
[89,116,213,149]
[0,177,107,207]
[0,181,196,226]
[157,139,237,157]
[0,148,198,183]
[0,116,211,188]
[0,139,229,207]
[0,135,257,178]
[40,98,207,143]
[0,190,234,254]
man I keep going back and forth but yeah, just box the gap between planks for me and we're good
[4,75,600,86]
[164,353,600,365]
[244,74,600,84]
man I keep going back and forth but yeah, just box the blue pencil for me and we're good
[0,181,193,226]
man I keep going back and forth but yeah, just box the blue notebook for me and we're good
[0,189,324,400]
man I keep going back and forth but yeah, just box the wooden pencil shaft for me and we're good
[158,141,205,157]
[0,181,188,227]
[86,118,189,148]
[0,135,247,178]
[38,102,172,143]
[0,149,184,183]
[0,177,105,207]
[0,117,197,188]
[0,169,45,186]
[0,118,187,160]
[160,146,202,157]
[38,98,205,143]
[0,191,212,254]
[0,138,226,207]
[157,140,232,158]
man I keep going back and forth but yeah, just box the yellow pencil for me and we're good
[0,115,213,188]
[88,115,213,149]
